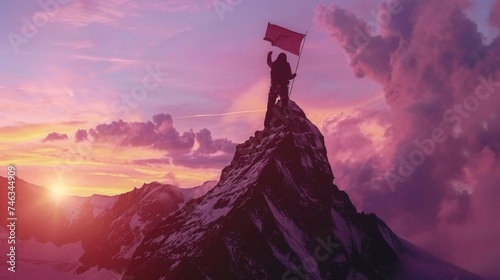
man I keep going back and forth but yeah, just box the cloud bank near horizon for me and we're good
[317,0,500,277]
[44,113,236,169]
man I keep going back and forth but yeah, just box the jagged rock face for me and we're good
[75,182,185,273]
[123,101,410,280]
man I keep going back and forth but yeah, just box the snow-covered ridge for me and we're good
[124,101,483,280]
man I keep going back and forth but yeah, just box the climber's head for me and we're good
[277,52,287,63]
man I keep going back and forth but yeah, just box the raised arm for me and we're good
[267,51,273,68]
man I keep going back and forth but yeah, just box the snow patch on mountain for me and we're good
[89,194,118,217]
[330,208,353,251]
[264,194,321,278]
[178,181,217,201]
[60,196,87,224]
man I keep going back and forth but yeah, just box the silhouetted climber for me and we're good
[264,51,296,129]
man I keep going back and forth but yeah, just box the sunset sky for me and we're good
[1,0,500,278]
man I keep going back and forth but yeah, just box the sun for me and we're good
[50,182,67,202]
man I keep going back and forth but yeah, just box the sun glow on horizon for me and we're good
[50,181,67,202]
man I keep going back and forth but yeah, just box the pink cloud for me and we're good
[490,0,500,29]
[163,171,178,186]
[89,114,195,151]
[322,109,391,194]
[172,128,235,168]
[66,54,140,64]
[315,3,397,83]
[42,132,68,142]
[146,0,203,13]
[128,129,235,169]
[75,129,88,142]
[54,40,95,49]
[34,0,135,27]
[132,158,171,166]
[317,0,500,278]
[194,128,234,154]
[82,113,235,168]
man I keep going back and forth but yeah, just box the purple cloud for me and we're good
[317,0,500,277]
[172,128,236,168]
[44,0,133,27]
[75,129,88,142]
[132,158,171,166]
[490,0,500,29]
[88,114,195,151]
[195,129,234,155]
[85,114,235,169]
[42,132,68,142]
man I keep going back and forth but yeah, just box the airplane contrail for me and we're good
[175,109,265,119]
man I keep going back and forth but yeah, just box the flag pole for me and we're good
[289,31,307,98]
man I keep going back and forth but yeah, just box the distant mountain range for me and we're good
[0,176,216,279]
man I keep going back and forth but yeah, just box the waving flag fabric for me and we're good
[263,23,305,56]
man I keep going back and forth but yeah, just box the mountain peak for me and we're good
[123,101,482,280]
[222,100,333,183]
[122,101,367,279]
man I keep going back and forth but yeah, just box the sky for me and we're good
[1,0,499,278]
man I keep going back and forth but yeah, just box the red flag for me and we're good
[263,23,305,56]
